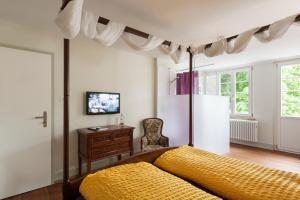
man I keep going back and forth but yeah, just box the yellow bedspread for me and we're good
[154,146,300,200]
[79,162,220,200]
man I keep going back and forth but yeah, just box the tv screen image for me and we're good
[86,92,120,114]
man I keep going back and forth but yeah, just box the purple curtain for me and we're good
[176,71,199,95]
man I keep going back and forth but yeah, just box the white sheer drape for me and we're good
[55,0,299,63]
[191,14,298,57]
[55,0,84,39]
[81,10,98,39]
[81,10,125,46]
[171,45,187,64]
[94,22,125,46]
[160,43,187,64]
[255,15,297,43]
[160,43,179,55]
[122,33,164,51]
[225,28,258,54]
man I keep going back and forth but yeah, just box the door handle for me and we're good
[34,111,47,127]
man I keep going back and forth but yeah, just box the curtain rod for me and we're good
[176,64,214,72]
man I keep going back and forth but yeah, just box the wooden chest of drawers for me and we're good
[77,125,134,175]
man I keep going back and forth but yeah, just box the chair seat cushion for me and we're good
[143,145,164,151]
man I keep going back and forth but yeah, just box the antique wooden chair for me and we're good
[141,118,169,151]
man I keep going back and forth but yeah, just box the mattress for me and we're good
[154,145,300,200]
[79,162,220,200]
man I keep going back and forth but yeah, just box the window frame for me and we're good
[218,67,253,118]
[278,61,300,118]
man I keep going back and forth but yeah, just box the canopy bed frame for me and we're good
[59,0,300,199]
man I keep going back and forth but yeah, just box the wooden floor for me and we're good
[227,143,300,174]
[6,144,300,200]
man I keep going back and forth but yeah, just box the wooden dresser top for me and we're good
[77,125,135,135]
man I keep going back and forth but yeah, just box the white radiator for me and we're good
[230,119,258,142]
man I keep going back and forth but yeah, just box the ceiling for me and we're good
[0,0,300,69]
[1,0,300,46]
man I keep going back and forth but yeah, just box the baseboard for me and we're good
[230,139,274,150]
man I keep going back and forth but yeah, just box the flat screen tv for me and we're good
[86,92,120,115]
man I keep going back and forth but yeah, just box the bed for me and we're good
[65,146,300,200]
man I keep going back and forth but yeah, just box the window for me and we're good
[219,68,251,115]
[281,64,300,117]
[220,73,232,96]
[235,71,249,114]
[205,73,218,95]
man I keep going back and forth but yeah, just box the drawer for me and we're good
[92,132,131,147]
[93,132,113,143]
[92,142,130,158]
[114,131,131,139]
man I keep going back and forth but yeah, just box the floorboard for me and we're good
[227,143,300,174]
[6,144,300,199]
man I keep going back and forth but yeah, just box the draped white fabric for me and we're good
[55,0,299,63]
[55,0,84,39]
[171,45,187,64]
[225,28,258,54]
[81,10,98,39]
[122,32,164,51]
[255,15,297,43]
[160,43,179,55]
[94,22,125,46]
[204,39,226,57]
[191,14,298,57]
[81,10,125,46]
[160,43,187,64]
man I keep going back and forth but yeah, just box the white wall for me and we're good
[224,62,276,149]
[0,19,155,182]
[252,62,276,147]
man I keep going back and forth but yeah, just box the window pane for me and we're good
[235,70,249,114]
[281,64,300,117]
[281,79,300,91]
[236,82,249,93]
[236,92,249,113]
[221,83,231,96]
[281,91,300,117]
[221,73,231,83]
[236,71,248,82]
[206,74,217,95]
[281,64,300,79]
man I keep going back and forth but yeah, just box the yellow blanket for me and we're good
[154,146,300,200]
[79,162,220,200]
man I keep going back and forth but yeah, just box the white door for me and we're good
[0,46,52,198]
[277,61,300,154]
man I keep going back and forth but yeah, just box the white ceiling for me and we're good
[1,0,300,45]
[86,0,300,46]
[0,0,300,69]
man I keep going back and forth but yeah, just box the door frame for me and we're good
[0,44,54,182]
[275,58,300,154]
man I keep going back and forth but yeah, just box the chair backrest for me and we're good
[142,118,163,145]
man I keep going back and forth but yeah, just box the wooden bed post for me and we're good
[63,38,70,184]
[188,50,193,146]
[61,0,71,188]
